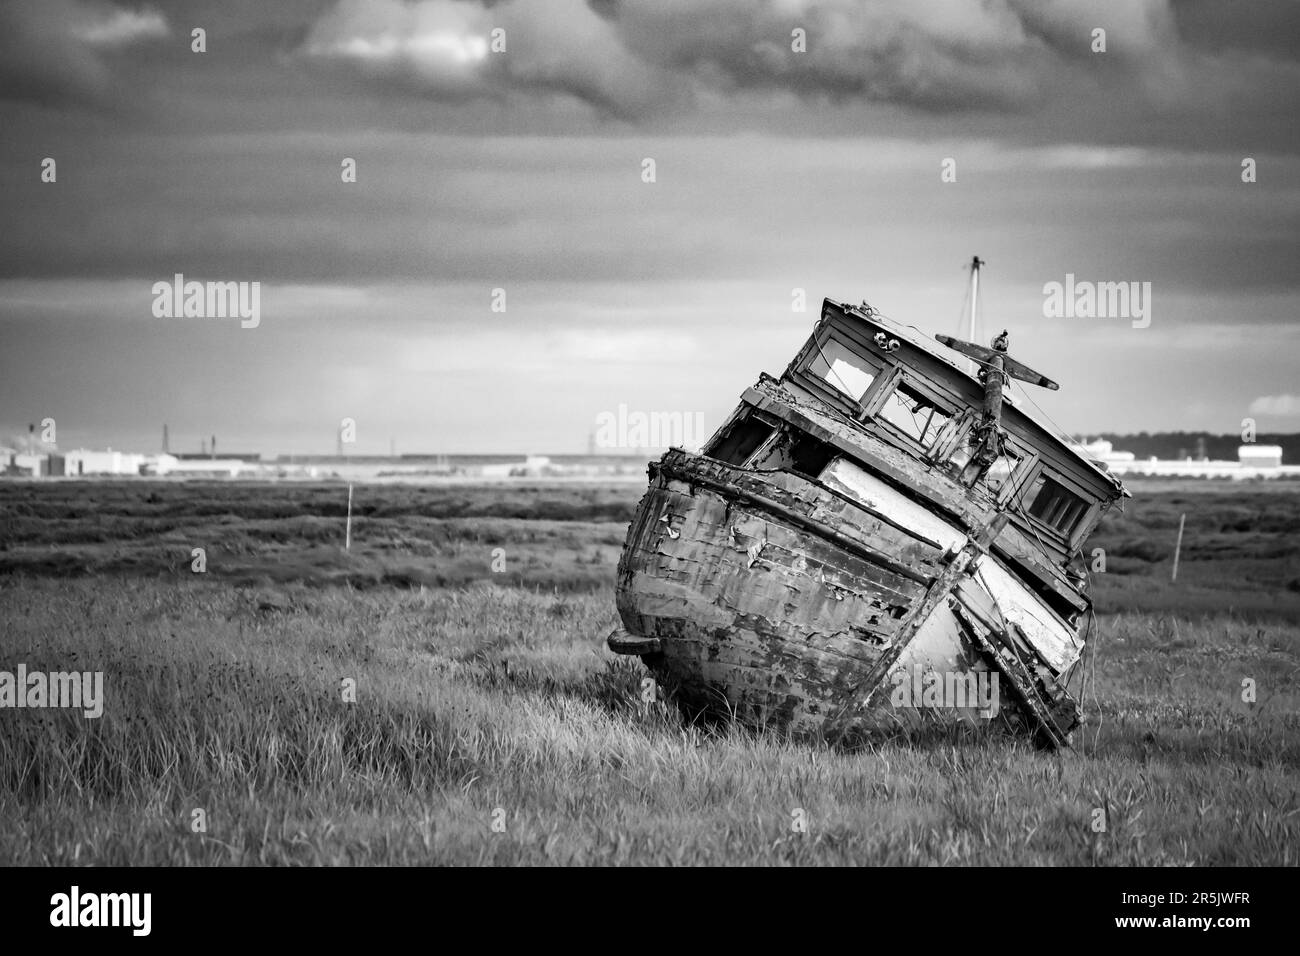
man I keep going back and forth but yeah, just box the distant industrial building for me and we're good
[1073,439,1296,479]
[477,455,554,478]
[1237,444,1284,469]
[3,451,64,477]
[173,452,261,461]
[144,455,249,477]
[64,449,148,476]
[0,444,253,479]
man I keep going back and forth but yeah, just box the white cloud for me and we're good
[303,0,489,92]
[72,6,168,48]
[1248,394,1300,417]
[301,0,667,116]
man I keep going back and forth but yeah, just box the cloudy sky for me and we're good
[1,0,1297,455]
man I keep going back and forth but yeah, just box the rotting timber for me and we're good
[608,265,1129,749]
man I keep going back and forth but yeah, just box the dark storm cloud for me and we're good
[4,0,1297,151]
[1172,0,1300,59]
[296,0,1060,116]
[593,0,1047,112]
[3,131,1296,298]
[290,0,1300,140]
[0,0,168,107]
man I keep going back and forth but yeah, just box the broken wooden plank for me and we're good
[819,457,968,553]
[742,379,1000,530]
[606,629,663,656]
[656,453,935,586]
[950,600,1073,750]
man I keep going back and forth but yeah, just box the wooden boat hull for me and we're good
[614,450,934,734]
[612,449,1083,744]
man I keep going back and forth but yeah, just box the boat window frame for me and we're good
[1014,461,1101,549]
[861,365,961,460]
[937,417,1039,504]
[705,412,779,468]
[745,425,787,468]
[987,435,1039,507]
[928,406,972,463]
[791,323,887,418]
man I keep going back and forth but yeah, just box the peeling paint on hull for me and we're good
[612,448,1090,747]
[615,451,935,736]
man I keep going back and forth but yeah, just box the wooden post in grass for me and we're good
[345,483,353,552]
[1171,512,1185,582]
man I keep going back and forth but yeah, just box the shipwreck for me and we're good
[608,258,1128,749]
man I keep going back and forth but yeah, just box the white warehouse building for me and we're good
[63,449,148,476]
[1238,445,1283,468]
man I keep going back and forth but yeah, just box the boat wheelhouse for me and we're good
[609,271,1128,748]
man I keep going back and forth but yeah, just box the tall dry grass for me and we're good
[2,572,1294,865]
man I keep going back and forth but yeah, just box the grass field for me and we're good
[1,478,1296,865]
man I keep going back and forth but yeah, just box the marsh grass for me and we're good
[0,479,1296,865]
[1,577,1294,865]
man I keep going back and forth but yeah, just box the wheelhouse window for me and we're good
[786,432,836,478]
[1025,473,1089,537]
[943,424,1029,497]
[983,443,1024,495]
[947,431,976,472]
[748,427,837,479]
[807,337,876,402]
[706,416,774,466]
[875,382,952,450]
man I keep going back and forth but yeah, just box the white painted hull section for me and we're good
[971,554,1081,673]
[821,458,968,553]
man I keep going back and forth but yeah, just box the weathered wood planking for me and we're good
[655,451,947,583]
[616,449,1085,738]
[616,457,931,730]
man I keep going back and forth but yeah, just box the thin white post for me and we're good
[345,483,353,551]
[1171,512,1185,582]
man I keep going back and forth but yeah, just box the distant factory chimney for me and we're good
[162,424,170,454]
[27,423,34,456]
[211,434,216,459]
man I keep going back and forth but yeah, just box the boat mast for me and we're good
[936,255,1066,471]
[967,255,984,372]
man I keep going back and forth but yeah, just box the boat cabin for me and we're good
[702,298,1127,619]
